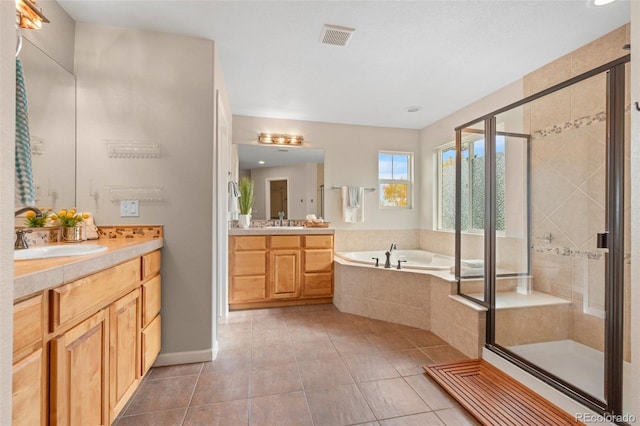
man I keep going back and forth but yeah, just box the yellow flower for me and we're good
[25,210,36,218]
[58,209,67,217]
[82,213,90,219]
[50,214,57,220]
[66,212,74,218]
[69,209,76,215]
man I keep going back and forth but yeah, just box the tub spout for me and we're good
[384,251,392,268]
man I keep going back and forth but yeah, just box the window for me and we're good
[378,151,412,208]
[437,137,505,231]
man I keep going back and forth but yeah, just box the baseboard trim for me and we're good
[153,349,213,367]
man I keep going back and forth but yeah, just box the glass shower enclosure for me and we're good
[454,55,630,417]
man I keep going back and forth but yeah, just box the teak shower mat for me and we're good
[423,359,585,426]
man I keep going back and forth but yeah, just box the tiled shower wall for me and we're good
[524,24,630,355]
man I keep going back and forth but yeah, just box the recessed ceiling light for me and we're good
[258,160,265,165]
[587,0,616,7]
[405,106,422,113]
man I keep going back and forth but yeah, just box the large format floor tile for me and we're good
[119,304,476,425]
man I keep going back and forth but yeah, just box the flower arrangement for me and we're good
[24,208,52,228]
[51,208,90,228]
[238,176,255,215]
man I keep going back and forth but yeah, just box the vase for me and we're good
[62,225,84,243]
[238,214,251,229]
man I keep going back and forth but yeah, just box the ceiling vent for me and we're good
[319,24,355,47]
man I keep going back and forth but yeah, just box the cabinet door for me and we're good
[141,315,161,376]
[269,249,301,299]
[50,309,109,426]
[304,249,334,272]
[142,275,161,327]
[303,273,334,298]
[12,348,45,426]
[109,289,141,421]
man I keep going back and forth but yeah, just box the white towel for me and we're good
[228,181,240,220]
[461,259,484,269]
[342,186,364,223]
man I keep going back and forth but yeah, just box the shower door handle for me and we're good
[597,232,609,249]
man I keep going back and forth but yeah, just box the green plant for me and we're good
[238,176,254,215]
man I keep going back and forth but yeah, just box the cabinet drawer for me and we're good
[142,275,161,327]
[303,273,333,297]
[142,250,162,281]
[141,315,161,375]
[13,295,43,358]
[270,235,300,249]
[304,235,333,249]
[230,251,266,276]
[231,236,267,251]
[230,276,267,302]
[304,249,334,272]
[50,258,140,331]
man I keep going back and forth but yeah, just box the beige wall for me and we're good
[0,2,16,424]
[74,23,225,362]
[232,115,420,231]
[22,0,75,74]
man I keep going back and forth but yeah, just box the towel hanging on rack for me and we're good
[342,186,364,223]
[15,57,35,206]
[228,180,240,220]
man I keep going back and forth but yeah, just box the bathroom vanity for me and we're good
[12,237,163,426]
[228,228,334,310]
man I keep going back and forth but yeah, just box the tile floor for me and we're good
[115,304,480,426]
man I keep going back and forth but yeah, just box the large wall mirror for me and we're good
[19,39,76,209]
[236,144,324,220]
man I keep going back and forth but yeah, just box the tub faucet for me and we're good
[389,243,396,252]
[384,251,392,268]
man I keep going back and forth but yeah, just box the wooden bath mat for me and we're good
[423,359,584,426]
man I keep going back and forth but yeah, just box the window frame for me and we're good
[378,150,413,209]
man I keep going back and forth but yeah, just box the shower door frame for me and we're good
[454,54,629,417]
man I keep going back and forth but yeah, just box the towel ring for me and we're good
[15,25,23,57]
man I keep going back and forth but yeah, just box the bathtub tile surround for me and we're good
[334,229,419,252]
[115,305,478,425]
[334,261,487,358]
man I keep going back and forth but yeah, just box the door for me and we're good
[269,179,288,219]
[50,309,109,426]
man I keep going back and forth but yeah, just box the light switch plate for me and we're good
[120,200,139,217]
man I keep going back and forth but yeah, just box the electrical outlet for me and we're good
[120,200,139,217]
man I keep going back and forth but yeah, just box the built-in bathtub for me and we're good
[336,249,453,271]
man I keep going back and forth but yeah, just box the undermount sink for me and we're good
[265,226,305,230]
[14,244,108,260]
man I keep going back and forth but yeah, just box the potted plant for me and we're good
[51,208,90,242]
[237,176,254,229]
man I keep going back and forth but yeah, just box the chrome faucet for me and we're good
[14,207,42,250]
[389,243,396,252]
[15,206,42,218]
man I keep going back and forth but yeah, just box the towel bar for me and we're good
[330,186,375,191]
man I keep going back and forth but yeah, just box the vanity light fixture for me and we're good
[16,0,49,29]
[258,133,304,145]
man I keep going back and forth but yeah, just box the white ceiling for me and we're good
[58,1,630,130]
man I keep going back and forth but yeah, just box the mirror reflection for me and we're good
[236,144,324,220]
[19,39,76,209]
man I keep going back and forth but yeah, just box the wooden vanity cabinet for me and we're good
[12,248,162,426]
[12,295,46,426]
[229,236,268,303]
[302,235,334,298]
[229,234,333,309]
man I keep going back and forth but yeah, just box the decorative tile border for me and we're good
[98,225,163,239]
[531,243,603,260]
[532,104,631,138]
[22,227,61,246]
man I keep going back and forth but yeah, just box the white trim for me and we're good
[153,348,214,367]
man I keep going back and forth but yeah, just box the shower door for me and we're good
[456,55,629,416]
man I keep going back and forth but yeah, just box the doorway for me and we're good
[267,178,288,220]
